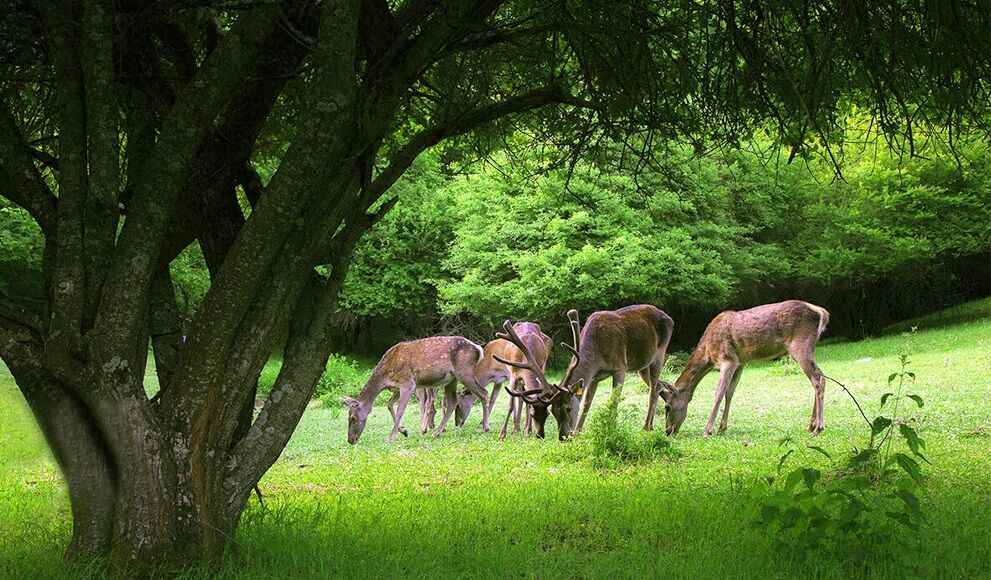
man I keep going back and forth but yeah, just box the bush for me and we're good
[316,354,373,408]
[755,353,928,573]
[586,392,677,469]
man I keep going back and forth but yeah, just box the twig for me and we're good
[823,373,872,429]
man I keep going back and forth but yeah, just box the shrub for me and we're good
[586,391,677,469]
[316,354,373,408]
[755,353,928,573]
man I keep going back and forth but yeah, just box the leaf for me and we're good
[801,468,821,490]
[806,445,832,460]
[886,511,919,531]
[849,448,877,468]
[894,453,923,484]
[880,392,894,408]
[871,416,892,437]
[887,373,899,385]
[784,468,805,492]
[899,424,930,463]
[907,394,924,408]
[895,489,921,513]
[776,449,794,474]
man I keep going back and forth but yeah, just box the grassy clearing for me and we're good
[1,298,990,578]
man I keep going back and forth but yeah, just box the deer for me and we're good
[342,336,490,444]
[499,304,675,438]
[660,300,830,437]
[456,322,553,439]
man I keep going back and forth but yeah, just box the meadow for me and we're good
[1,298,989,579]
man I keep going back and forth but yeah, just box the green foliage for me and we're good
[756,352,929,572]
[586,392,677,468]
[0,201,43,299]
[343,135,989,343]
[315,354,373,409]
[339,154,454,322]
[169,242,211,322]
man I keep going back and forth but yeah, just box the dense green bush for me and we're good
[3,133,987,354]
[586,392,677,468]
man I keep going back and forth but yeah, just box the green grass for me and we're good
[2,298,990,578]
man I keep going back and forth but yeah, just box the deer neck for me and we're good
[561,357,594,393]
[673,349,713,399]
[355,376,385,412]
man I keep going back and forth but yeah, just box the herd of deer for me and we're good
[342,299,830,444]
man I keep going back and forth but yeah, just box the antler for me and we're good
[493,319,562,403]
[562,309,581,362]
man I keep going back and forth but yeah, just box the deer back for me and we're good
[579,305,673,372]
[376,336,479,386]
[695,300,829,364]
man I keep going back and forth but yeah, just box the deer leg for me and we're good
[389,386,415,443]
[610,371,627,403]
[718,366,744,434]
[704,362,739,437]
[511,379,524,434]
[524,403,534,436]
[432,381,459,436]
[641,364,661,431]
[499,390,516,441]
[460,379,491,433]
[417,388,436,434]
[488,382,502,417]
[790,344,826,435]
[575,378,602,434]
[387,390,408,437]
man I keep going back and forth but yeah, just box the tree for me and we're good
[0,0,987,571]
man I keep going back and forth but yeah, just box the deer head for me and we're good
[342,396,369,444]
[495,315,584,440]
[658,381,688,435]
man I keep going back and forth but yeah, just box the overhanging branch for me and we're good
[368,86,596,198]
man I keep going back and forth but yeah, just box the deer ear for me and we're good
[341,396,358,408]
[658,387,672,403]
[571,378,585,397]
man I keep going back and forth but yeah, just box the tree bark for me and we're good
[0,323,115,560]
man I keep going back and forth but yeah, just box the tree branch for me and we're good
[368,86,585,197]
[42,0,88,362]
[80,0,120,329]
[90,7,281,366]
[0,102,58,234]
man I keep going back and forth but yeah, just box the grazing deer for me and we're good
[500,304,675,438]
[342,336,490,444]
[661,300,830,437]
[457,323,553,439]
[569,305,675,433]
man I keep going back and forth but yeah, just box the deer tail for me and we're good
[808,304,830,339]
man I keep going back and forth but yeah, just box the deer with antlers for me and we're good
[499,304,675,438]
[661,300,830,437]
[456,323,553,439]
[342,336,490,444]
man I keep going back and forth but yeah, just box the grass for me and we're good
[1,297,990,578]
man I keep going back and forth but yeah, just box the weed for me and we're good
[756,352,929,573]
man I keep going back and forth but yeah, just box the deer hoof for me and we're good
[399,427,409,437]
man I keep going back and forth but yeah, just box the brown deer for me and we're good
[342,336,490,444]
[661,300,830,437]
[499,304,675,437]
[457,323,553,439]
